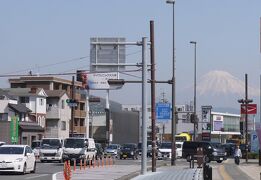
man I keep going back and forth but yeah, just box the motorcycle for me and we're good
[234,156,240,165]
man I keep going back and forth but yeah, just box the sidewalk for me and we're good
[236,159,261,180]
[53,163,203,180]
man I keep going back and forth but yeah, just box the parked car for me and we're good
[104,144,121,158]
[31,140,41,158]
[222,143,236,157]
[182,141,227,163]
[120,143,139,160]
[0,141,5,146]
[0,145,36,174]
[158,142,172,159]
[95,143,104,159]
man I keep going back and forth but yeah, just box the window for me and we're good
[20,97,29,103]
[39,98,44,106]
[61,121,66,130]
[0,113,8,121]
[61,100,65,109]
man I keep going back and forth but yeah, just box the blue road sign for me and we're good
[156,103,171,121]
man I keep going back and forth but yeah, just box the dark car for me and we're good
[120,143,139,160]
[222,143,236,157]
[182,141,227,163]
[95,143,104,159]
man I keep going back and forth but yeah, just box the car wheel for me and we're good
[205,156,210,163]
[22,163,27,175]
[217,160,222,163]
[186,156,191,162]
[31,162,36,173]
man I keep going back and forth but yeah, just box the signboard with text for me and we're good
[201,106,212,141]
[88,72,118,90]
[240,104,257,114]
[156,103,171,121]
[10,116,19,144]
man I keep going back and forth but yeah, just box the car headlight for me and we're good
[80,154,86,159]
[212,152,218,156]
[131,151,134,155]
[62,154,69,158]
[14,158,24,162]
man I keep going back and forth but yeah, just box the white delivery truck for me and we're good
[62,138,96,163]
[39,138,63,163]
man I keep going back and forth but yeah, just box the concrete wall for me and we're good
[0,121,11,143]
[111,111,139,145]
[58,94,70,138]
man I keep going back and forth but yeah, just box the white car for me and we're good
[0,145,36,174]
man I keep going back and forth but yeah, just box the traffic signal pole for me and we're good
[70,76,75,137]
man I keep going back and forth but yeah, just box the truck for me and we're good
[175,132,192,142]
[62,137,96,163]
[39,138,63,163]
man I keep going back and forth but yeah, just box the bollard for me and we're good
[88,158,91,169]
[80,159,82,170]
[102,158,104,167]
[84,158,86,170]
[259,149,261,166]
[97,158,100,167]
[74,159,76,172]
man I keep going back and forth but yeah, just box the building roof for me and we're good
[45,90,68,98]
[9,76,82,87]
[19,122,44,132]
[0,89,16,100]
[4,88,47,97]
[8,103,32,113]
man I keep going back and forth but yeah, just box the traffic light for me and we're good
[66,99,78,107]
[190,113,198,123]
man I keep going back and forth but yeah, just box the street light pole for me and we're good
[166,0,176,166]
[190,41,197,141]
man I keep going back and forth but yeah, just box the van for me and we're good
[63,138,96,163]
[39,138,63,163]
[176,142,183,158]
[182,141,227,163]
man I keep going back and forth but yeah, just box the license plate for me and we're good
[220,158,223,160]
[123,155,127,158]
[0,163,7,168]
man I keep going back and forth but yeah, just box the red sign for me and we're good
[240,104,257,114]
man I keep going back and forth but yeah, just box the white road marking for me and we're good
[25,174,49,179]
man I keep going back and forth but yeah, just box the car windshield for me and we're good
[160,142,172,149]
[122,144,135,149]
[31,141,41,149]
[41,139,61,148]
[64,139,84,148]
[0,147,24,154]
[107,145,118,149]
[176,144,182,148]
[210,142,222,149]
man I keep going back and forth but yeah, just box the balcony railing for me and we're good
[46,106,60,119]
[73,126,86,134]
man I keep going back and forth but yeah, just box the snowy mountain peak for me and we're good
[197,70,259,97]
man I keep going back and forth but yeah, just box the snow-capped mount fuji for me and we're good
[197,70,259,97]
[180,70,259,110]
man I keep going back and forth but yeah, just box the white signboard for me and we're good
[88,72,118,90]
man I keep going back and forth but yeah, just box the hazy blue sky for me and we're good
[1,0,261,105]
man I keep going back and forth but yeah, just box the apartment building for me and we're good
[9,76,87,137]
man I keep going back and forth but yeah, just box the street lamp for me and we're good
[166,0,176,166]
[237,73,252,163]
[190,41,197,141]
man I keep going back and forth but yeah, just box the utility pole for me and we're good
[70,76,75,137]
[150,20,156,172]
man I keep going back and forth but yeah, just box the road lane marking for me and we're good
[26,174,49,179]
[219,165,232,180]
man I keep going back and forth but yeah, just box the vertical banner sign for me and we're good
[10,116,19,144]
[201,106,212,141]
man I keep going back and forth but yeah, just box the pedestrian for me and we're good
[234,145,242,165]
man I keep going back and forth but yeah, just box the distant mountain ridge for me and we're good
[179,70,259,110]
